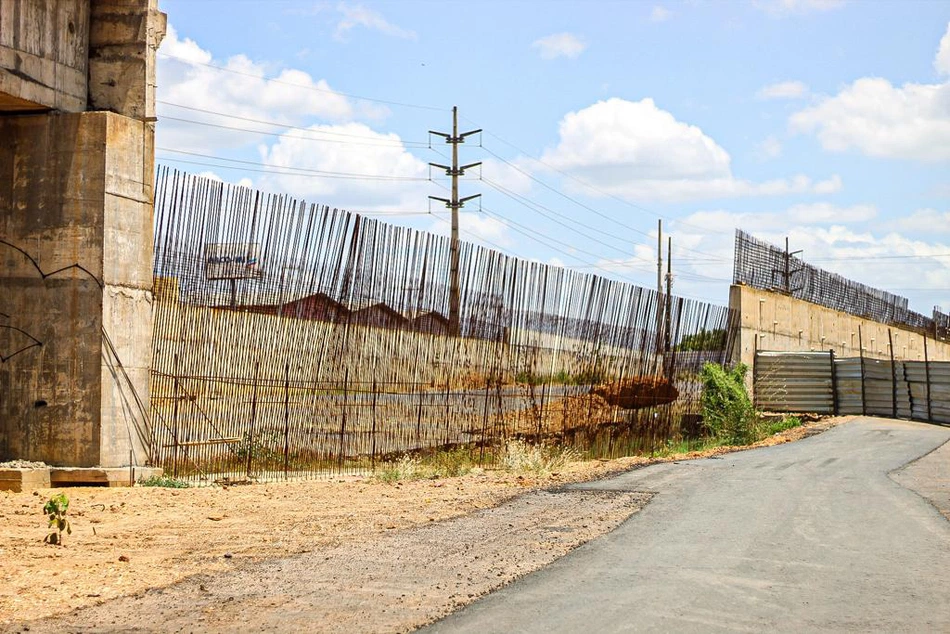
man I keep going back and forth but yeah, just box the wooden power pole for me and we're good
[656,219,663,355]
[429,106,481,336]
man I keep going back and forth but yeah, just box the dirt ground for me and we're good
[1,416,848,631]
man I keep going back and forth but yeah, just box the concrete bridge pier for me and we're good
[0,1,165,470]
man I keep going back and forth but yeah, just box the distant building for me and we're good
[407,310,450,335]
[279,293,347,322]
[346,300,408,329]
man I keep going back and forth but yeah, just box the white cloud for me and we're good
[670,206,950,310]
[160,24,211,65]
[428,213,514,250]
[790,78,950,162]
[539,97,840,203]
[790,28,950,162]
[753,0,846,17]
[460,214,514,248]
[334,3,417,41]
[532,33,586,60]
[812,174,843,194]
[786,202,876,223]
[157,25,362,152]
[757,135,783,160]
[479,157,533,196]
[681,202,874,236]
[757,80,809,100]
[936,22,950,76]
[259,123,430,211]
[650,6,672,22]
[895,208,950,233]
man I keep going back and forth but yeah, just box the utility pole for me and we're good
[784,236,790,295]
[781,236,803,295]
[429,106,481,336]
[656,219,663,354]
[665,236,673,355]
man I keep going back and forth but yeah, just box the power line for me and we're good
[428,212,652,287]
[158,115,432,148]
[158,51,447,112]
[477,143,729,262]
[158,101,430,146]
[467,119,737,242]
[157,148,435,181]
[481,177,644,260]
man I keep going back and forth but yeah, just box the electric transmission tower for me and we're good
[429,106,481,336]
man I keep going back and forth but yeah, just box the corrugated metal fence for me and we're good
[754,350,950,424]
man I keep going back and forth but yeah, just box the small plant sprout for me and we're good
[43,493,72,545]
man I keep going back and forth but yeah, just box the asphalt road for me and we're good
[424,417,950,633]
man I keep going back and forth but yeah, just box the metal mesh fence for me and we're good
[150,168,739,482]
[734,230,944,338]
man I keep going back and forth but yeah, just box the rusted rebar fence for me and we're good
[733,230,947,339]
[150,168,737,482]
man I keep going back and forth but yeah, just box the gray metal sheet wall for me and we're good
[755,351,950,424]
[834,358,863,415]
[754,351,834,414]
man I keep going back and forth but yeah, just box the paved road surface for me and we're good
[425,417,950,633]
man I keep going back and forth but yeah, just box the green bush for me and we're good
[700,362,758,445]
[676,328,727,352]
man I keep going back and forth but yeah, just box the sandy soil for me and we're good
[1,416,849,631]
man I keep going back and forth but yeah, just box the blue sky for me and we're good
[155,0,950,312]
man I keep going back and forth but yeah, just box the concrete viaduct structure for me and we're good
[0,1,165,469]
[729,284,950,374]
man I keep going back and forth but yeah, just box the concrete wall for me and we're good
[88,1,165,119]
[0,1,166,116]
[0,0,90,112]
[730,284,950,370]
[0,0,164,467]
[0,112,154,466]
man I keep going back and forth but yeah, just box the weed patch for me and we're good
[374,455,423,483]
[501,439,578,474]
[138,475,191,488]
[762,415,803,437]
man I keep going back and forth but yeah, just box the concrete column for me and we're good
[0,111,154,467]
[0,0,164,468]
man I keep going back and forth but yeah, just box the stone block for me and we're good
[49,466,162,487]
[0,467,51,492]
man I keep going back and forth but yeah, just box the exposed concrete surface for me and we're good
[5,489,650,634]
[88,0,166,119]
[0,111,153,467]
[427,417,950,633]
[1,1,163,469]
[0,0,90,112]
[729,284,950,372]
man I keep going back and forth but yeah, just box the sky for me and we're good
[155,0,950,313]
